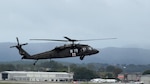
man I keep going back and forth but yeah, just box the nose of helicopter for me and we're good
[93,49,99,54]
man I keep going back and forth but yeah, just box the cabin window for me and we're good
[74,49,78,53]
[70,50,73,53]
[70,49,78,53]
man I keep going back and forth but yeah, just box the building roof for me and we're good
[2,71,70,74]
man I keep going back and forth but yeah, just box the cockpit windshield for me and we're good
[88,46,93,50]
[82,46,93,52]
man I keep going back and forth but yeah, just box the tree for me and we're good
[40,61,67,72]
[113,67,122,78]
[143,70,150,75]
[0,64,16,71]
[86,63,96,71]
[105,65,122,78]
[70,64,77,72]
[105,72,114,78]
[106,65,115,72]
[98,67,105,72]
[73,67,98,81]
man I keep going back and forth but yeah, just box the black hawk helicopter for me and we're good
[10,37,116,65]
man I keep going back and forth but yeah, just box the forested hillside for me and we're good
[0,60,150,80]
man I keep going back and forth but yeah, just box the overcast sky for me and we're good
[0,0,150,48]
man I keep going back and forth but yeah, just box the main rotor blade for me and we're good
[64,36,73,41]
[64,36,77,42]
[77,38,117,41]
[16,37,19,45]
[30,39,68,42]
[30,37,117,42]
[64,36,116,41]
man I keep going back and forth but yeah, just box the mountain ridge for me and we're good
[0,42,150,64]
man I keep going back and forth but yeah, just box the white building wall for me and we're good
[141,75,150,84]
[0,73,2,80]
[1,71,73,82]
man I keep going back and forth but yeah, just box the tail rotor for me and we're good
[10,37,28,48]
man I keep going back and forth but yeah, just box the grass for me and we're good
[0,82,26,84]
[0,83,23,84]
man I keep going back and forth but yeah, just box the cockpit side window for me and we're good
[88,47,93,50]
[81,46,93,52]
[82,47,86,52]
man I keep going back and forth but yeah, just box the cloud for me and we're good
[0,0,150,48]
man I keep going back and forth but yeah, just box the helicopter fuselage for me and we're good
[11,37,101,65]
[22,44,99,60]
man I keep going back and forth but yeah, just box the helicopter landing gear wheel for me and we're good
[80,55,85,60]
